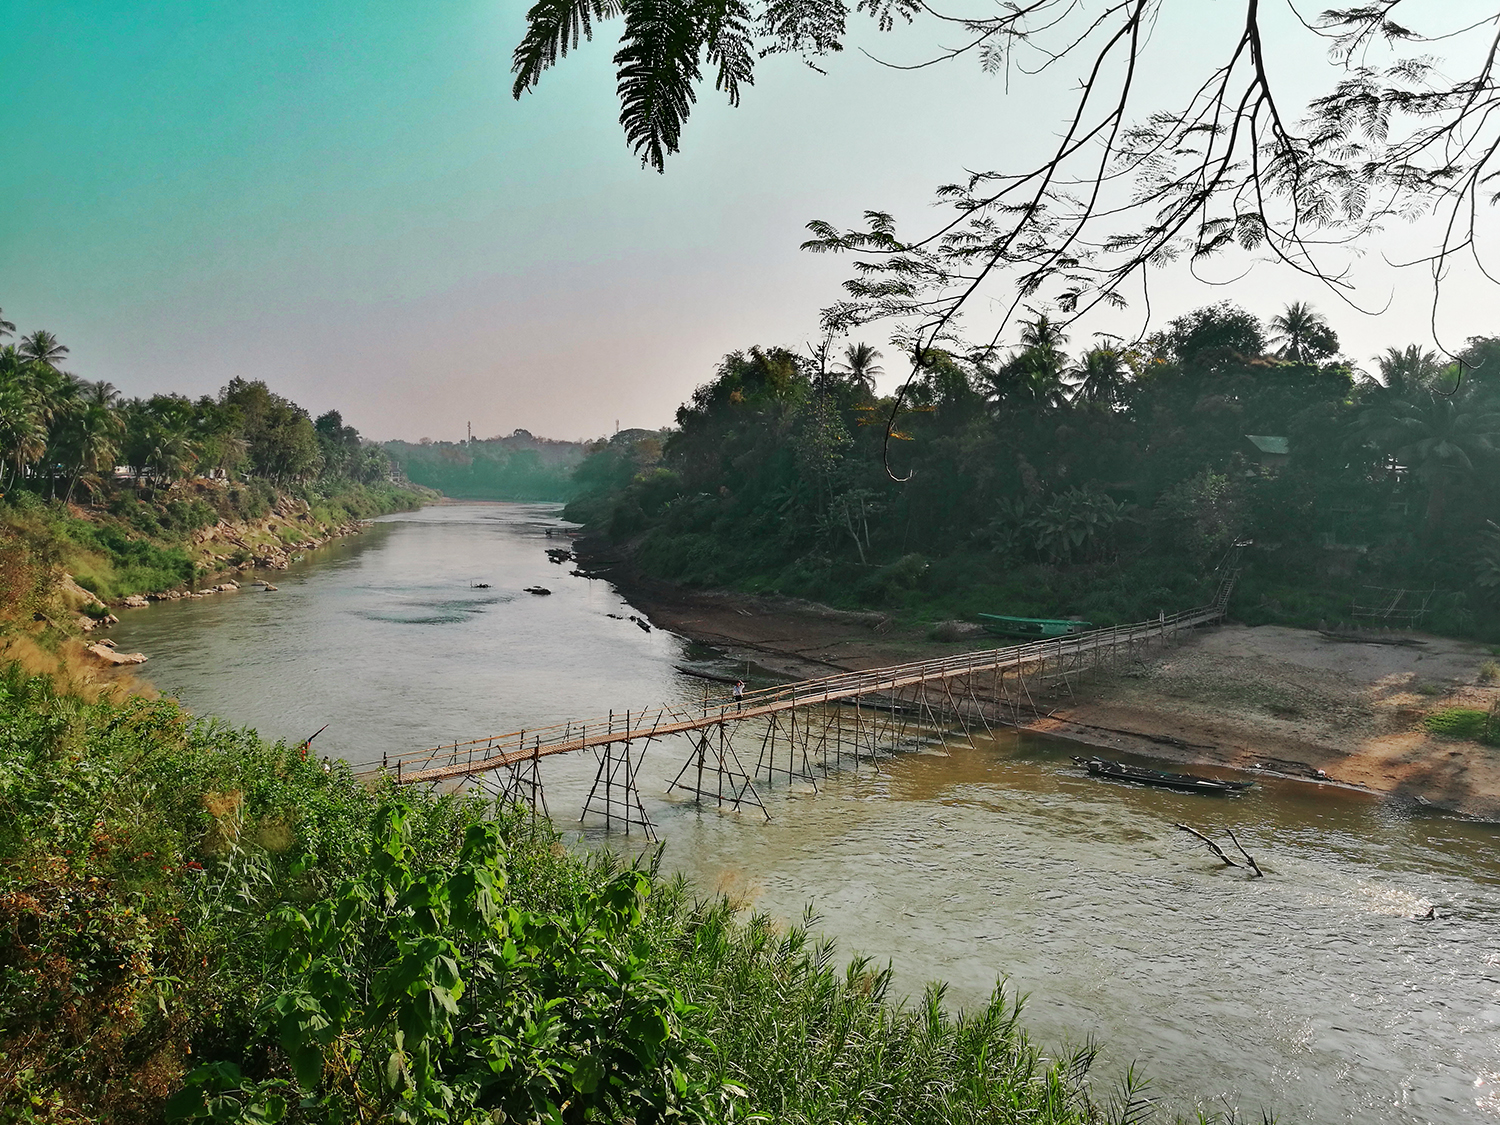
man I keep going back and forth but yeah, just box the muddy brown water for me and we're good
[107,503,1500,1124]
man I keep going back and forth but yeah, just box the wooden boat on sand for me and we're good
[1073,756,1253,794]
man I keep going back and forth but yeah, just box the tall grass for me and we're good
[655,895,1101,1124]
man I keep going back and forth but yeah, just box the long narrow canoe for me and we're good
[977,613,1092,638]
[1073,756,1254,794]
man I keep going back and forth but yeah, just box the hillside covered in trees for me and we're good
[386,431,585,501]
[0,310,424,600]
[567,302,1500,641]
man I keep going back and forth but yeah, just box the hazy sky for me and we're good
[3,1,1496,442]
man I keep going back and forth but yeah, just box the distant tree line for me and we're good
[0,310,397,502]
[567,301,1500,638]
[386,430,585,502]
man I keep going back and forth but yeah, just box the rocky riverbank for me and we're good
[163,495,371,587]
[57,500,379,668]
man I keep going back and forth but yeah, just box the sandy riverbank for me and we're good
[598,560,1500,820]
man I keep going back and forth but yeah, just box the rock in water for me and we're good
[88,643,147,665]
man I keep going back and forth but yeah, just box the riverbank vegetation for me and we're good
[1,658,1221,1124]
[0,311,426,602]
[1,315,1266,1123]
[386,431,585,501]
[566,303,1500,642]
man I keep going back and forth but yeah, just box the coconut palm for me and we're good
[1019,313,1068,354]
[17,329,69,370]
[1375,345,1448,397]
[1070,345,1130,408]
[32,365,82,425]
[151,423,201,484]
[0,309,14,341]
[85,380,120,409]
[55,383,124,502]
[1268,301,1338,363]
[984,314,1070,410]
[29,367,85,495]
[1359,389,1500,529]
[0,379,45,491]
[835,343,883,396]
[60,399,123,504]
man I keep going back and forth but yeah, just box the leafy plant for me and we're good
[173,804,722,1124]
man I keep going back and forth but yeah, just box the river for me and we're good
[108,503,1500,1124]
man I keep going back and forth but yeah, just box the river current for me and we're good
[108,503,1500,1124]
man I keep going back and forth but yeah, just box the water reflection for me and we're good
[109,503,1500,1125]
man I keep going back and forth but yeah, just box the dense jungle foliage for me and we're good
[566,303,1500,640]
[386,432,585,502]
[0,661,1228,1124]
[0,311,425,600]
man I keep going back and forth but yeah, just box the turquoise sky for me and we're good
[3,1,1495,440]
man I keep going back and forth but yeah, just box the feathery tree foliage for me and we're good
[519,3,1500,328]
[519,2,1500,474]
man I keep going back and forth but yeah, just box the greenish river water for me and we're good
[107,503,1500,1124]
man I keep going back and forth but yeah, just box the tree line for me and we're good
[0,309,395,503]
[386,430,586,502]
[568,301,1500,638]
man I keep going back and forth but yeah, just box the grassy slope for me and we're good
[0,479,428,604]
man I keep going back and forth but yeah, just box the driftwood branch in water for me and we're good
[1173,823,1240,868]
[1225,828,1264,878]
[1174,823,1266,878]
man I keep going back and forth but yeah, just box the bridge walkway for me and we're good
[371,568,1238,836]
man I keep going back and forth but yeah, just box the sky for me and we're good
[3,0,1497,442]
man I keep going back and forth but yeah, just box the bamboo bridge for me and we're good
[372,560,1241,840]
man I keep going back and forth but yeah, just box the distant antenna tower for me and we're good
[467,421,472,446]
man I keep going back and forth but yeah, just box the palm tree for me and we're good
[30,367,84,496]
[1021,315,1065,350]
[976,314,1068,409]
[0,379,45,491]
[30,365,82,425]
[1359,389,1500,529]
[1070,345,1131,408]
[57,384,124,503]
[1375,345,1448,397]
[835,343,883,396]
[85,380,120,409]
[148,423,200,484]
[1268,301,1338,363]
[0,309,14,341]
[17,329,69,370]
[988,315,1070,410]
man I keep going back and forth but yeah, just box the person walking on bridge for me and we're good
[733,680,745,710]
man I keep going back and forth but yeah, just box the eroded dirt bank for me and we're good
[598,558,1500,819]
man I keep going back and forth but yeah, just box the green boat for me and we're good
[977,613,1092,639]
